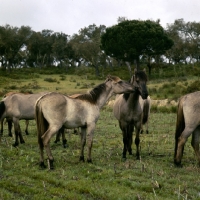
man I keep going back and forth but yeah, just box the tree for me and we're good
[101,19,174,72]
[51,32,74,70]
[166,19,200,63]
[69,24,107,76]
[0,25,32,70]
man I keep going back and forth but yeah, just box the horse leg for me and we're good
[119,122,128,160]
[145,119,149,134]
[79,127,86,162]
[191,127,200,167]
[0,118,4,136]
[135,124,141,160]
[13,119,24,147]
[61,127,67,148]
[25,120,29,135]
[42,126,60,169]
[7,119,13,137]
[127,124,133,155]
[174,127,193,166]
[86,124,95,163]
[54,129,61,143]
[38,132,46,169]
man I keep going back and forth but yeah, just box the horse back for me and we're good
[3,92,48,119]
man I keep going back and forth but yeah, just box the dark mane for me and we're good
[123,70,147,101]
[75,83,106,104]
[135,71,148,81]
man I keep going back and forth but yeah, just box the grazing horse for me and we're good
[140,96,151,134]
[1,91,32,137]
[113,70,148,160]
[0,92,48,146]
[35,75,135,169]
[174,91,200,167]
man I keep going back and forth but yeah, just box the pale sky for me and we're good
[0,0,200,36]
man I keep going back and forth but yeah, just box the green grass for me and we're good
[0,110,200,200]
[1,64,200,199]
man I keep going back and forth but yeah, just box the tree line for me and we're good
[0,18,200,76]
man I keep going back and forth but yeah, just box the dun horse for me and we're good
[35,75,135,169]
[113,70,148,160]
[0,92,48,146]
[0,91,32,137]
[174,91,200,167]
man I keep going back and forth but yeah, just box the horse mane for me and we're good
[75,83,106,104]
[135,70,148,82]
[123,70,148,101]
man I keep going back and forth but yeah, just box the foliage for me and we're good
[166,19,200,64]
[44,78,58,83]
[101,19,174,69]
[69,24,107,76]
[183,80,200,94]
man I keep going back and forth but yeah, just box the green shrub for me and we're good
[44,78,57,82]
[183,80,200,94]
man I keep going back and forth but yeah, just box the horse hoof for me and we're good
[63,139,67,148]
[136,155,140,160]
[8,134,12,137]
[20,140,25,144]
[49,160,54,170]
[79,156,85,162]
[12,143,19,147]
[146,130,149,134]
[87,159,92,163]
[174,161,183,168]
[39,162,47,169]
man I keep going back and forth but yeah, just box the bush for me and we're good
[183,80,200,94]
[44,78,57,82]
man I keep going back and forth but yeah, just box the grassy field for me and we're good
[0,65,200,199]
[0,109,200,200]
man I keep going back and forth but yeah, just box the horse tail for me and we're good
[35,99,48,148]
[174,96,185,158]
[142,99,150,124]
[0,101,5,120]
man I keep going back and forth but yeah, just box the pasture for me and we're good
[1,66,200,199]
[0,109,200,200]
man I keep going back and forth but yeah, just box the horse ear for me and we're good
[143,68,146,73]
[106,75,111,82]
[130,74,135,84]
[133,68,138,76]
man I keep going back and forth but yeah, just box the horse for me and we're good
[0,91,48,146]
[174,91,200,167]
[54,93,81,147]
[140,95,151,134]
[35,75,135,169]
[113,69,149,161]
[0,91,32,137]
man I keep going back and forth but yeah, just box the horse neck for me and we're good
[127,92,140,107]
[96,87,113,109]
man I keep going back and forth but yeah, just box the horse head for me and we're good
[106,75,134,94]
[130,69,148,99]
